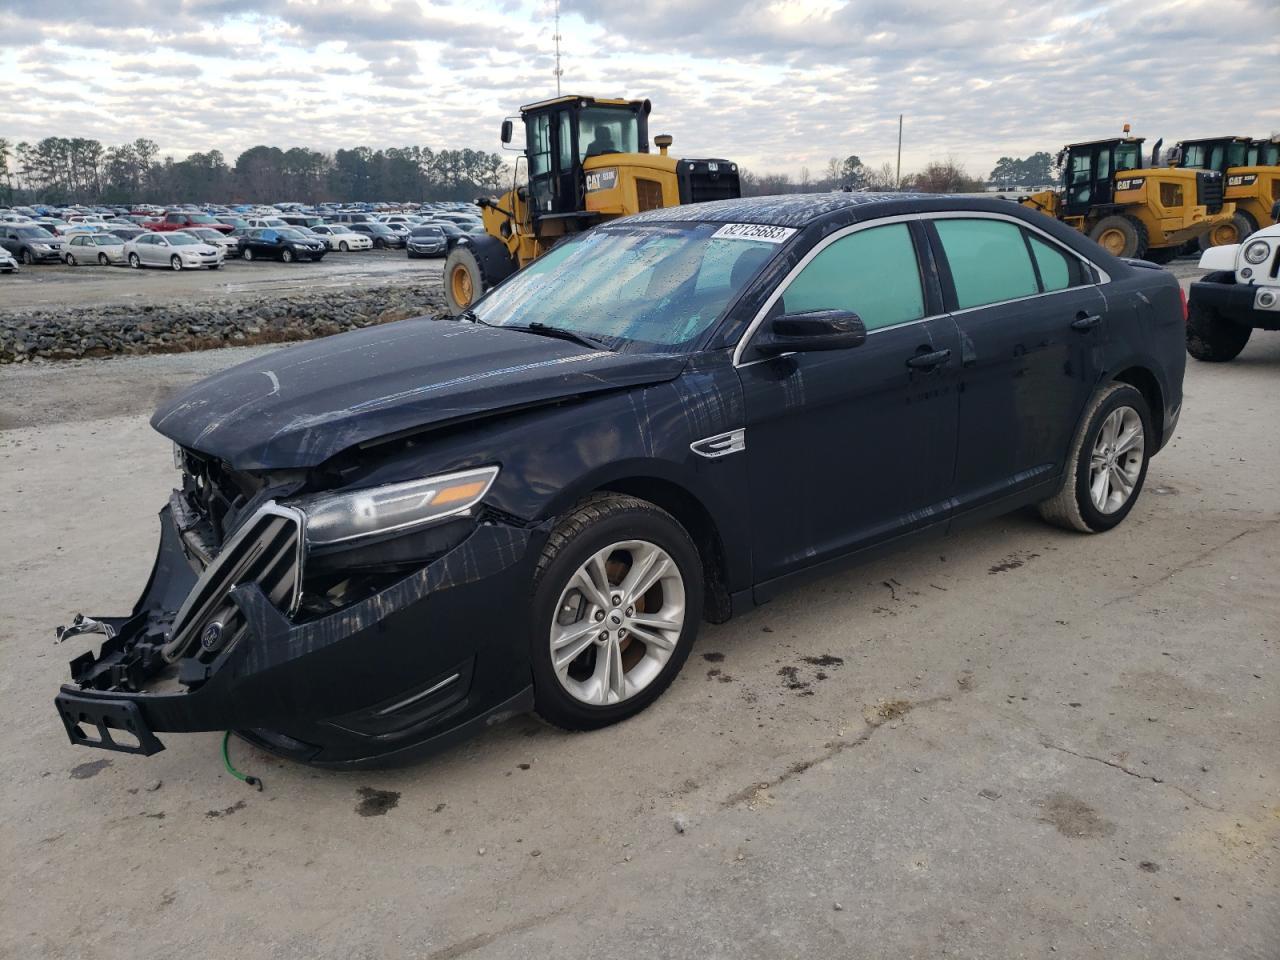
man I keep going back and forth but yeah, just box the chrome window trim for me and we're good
[732,210,1111,367]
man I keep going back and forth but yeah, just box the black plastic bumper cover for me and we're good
[55,515,546,767]
[1190,279,1280,331]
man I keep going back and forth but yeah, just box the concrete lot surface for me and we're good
[1,310,1276,959]
[0,248,444,312]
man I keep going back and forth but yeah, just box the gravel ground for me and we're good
[0,263,1276,959]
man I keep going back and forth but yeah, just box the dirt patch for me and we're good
[988,552,1040,575]
[871,698,912,722]
[205,799,247,819]
[702,652,725,663]
[1038,792,1115,838]
[69,758,112,780]
[356,787,400,817]
[777,666,809,692]
[801,655,844,667]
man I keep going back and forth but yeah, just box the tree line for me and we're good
[0,137,510,205]
[740,152,1059,196]
[0,136,1061,206]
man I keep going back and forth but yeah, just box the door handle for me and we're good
[1071,313,1102,331]
[906,348,952,371]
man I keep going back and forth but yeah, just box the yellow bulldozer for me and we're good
[1170,134,1280,247]
[443,95,740,314]
[1019,130,1235,263]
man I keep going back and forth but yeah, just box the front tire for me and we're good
[98,254,109,265]
[243,247,255,261]
[1186,296,1252,362]
[128,252,141,269]
[339,241,348,252]
[281,248,295,263]
[1089,215,1147,258]
[531,494,703,731]
[170,255,182,271]
[1039,383,1152,533]
[65,253,77,266]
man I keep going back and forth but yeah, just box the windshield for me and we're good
[168,234,199,246]
[1115,142,1142,172]
[277,228,305,239]
[580,107,640,159]
[472,222,779,352]
[16,227,53,239]
[188,215,216,224]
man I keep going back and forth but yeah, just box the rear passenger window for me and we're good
[935,219,1039,309]
[781,223,924,331]
[1027,234,1086,292]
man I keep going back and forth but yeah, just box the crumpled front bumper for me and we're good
[55,504,545,768]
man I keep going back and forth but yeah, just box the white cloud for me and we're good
[1,0,1277,178]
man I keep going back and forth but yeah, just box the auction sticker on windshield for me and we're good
[711,223,797,244]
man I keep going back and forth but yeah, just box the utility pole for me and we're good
[553,0,563,96]
[896,114,903,190]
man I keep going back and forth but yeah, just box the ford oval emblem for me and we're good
[201,621,225,650]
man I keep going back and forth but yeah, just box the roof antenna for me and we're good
[553,0,563,96]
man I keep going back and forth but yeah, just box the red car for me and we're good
[150,212,234,234]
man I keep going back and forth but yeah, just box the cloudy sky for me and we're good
[2,0,1277,179]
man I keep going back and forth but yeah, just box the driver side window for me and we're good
[779,223,925,331]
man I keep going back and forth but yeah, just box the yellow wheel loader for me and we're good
[1171,135,1280,247]
[443,95,740,314]
[1019,133,1235,263]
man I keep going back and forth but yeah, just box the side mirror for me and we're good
[500,120,513,145]
[756,309,867,354]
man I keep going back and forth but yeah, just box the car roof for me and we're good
[622,191,1030,228]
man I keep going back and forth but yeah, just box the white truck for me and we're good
[1186,222,1280,361]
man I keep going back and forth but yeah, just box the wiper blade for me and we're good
[511,322,611,351]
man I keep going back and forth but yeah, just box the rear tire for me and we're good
[1089,215,1147,258]
[1186,296,1252,362]
[1038,383,1152,533]
[530,494,703,731]
[1198,212,1254,251]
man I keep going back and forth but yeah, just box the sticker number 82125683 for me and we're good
[711,223,798,244]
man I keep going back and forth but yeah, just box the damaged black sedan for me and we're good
[55,194,1186,768]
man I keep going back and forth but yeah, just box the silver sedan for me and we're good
[62,232,127,266]
[124,232,224,270]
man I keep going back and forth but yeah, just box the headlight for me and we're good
[33,243,49,250]
[297,466,499,546]
[1243,241,1270,264]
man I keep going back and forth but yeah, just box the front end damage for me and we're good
[55,449,543,769]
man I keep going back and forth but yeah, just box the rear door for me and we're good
[927,214,1107,515]
[736,219,961,588]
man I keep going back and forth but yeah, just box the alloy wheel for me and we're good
[1089,406,1144,514]
[550,540,686,706]
[170,255,182,271]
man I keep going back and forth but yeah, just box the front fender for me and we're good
[1197,243,1239,272]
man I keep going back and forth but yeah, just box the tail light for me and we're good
[1178,286,1189,323]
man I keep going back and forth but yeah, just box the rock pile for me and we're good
[0,282,448,363]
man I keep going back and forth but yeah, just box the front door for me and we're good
[928,215,1106,513]
[735,220,960,588]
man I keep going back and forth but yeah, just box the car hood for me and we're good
[151,318,687,470]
